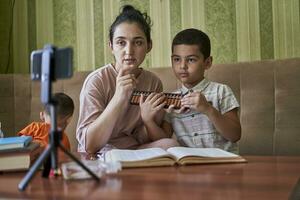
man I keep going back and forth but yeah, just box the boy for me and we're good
[162,28,241,153]
[18,92,74,151]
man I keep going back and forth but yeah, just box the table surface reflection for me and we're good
[0,156,300,200]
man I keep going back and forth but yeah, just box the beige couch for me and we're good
[0,58,299,155]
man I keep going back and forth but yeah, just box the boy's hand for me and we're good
[139,93,166,123]
[115,67,138,102]
[181,92,211,114]
[166,104,190,114]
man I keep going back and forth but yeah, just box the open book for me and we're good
[104,147,246,168]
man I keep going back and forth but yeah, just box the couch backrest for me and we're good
[0,58,299,155]
[206,58,300,155]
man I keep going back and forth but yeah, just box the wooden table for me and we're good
[0,156,300,199]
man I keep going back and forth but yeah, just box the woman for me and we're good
[76,5,178,154]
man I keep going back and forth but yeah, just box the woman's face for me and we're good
[110,22,151,73]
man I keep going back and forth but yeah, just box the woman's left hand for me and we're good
[139,93,166,123]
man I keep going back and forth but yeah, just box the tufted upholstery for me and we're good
[0,58,299,155]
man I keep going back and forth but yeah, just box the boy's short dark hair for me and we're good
[172,28,211,59]
[45,93,74,118]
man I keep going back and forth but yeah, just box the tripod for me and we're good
[18,45,100,191]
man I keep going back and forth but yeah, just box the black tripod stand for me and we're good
[18,45,100,191]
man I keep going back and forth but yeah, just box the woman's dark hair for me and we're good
[109,5,152,43]
[172,28,211,59]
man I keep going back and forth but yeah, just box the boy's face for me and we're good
[171,44,212,89]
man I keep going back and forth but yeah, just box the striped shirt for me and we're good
[165,78,239,153]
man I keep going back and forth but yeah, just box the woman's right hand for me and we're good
[114,67,138,102]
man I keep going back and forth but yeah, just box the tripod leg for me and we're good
[42,151,51,177]
[59,143,100,181]
[18,145,52,191]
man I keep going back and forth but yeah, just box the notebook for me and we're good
[0,136,32,151]
[0,142,42,171]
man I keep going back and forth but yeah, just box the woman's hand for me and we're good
[114,67,138,102]
[139,93,166,123]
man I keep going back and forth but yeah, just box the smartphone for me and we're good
[31,47,73,80]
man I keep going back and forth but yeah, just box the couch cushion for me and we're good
[147,67,180,92]
[274,59,300,155]
[239,61,275,155]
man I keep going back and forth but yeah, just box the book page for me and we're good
[167,147,239,160]
[105,148,171,162]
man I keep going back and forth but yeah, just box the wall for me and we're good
[0,0,13,74]
[0,0,299,73]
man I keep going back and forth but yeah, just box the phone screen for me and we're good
[30,47,73,80]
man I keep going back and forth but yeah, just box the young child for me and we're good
[76,5,178,154]
[162,28,241,153]
[18,92,74,151]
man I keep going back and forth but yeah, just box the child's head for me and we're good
[171,28,213,88]
[172,28,211,59]
[40,93,74,131]
[109,5,152,73]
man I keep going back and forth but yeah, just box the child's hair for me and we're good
[172,28,211,59]
[44,93,74,118]
[109,4,152,43]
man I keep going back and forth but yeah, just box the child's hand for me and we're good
[139,93,166,123]
[181,92,211,113]
[166,104,190,114]
[115,67,138,102]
